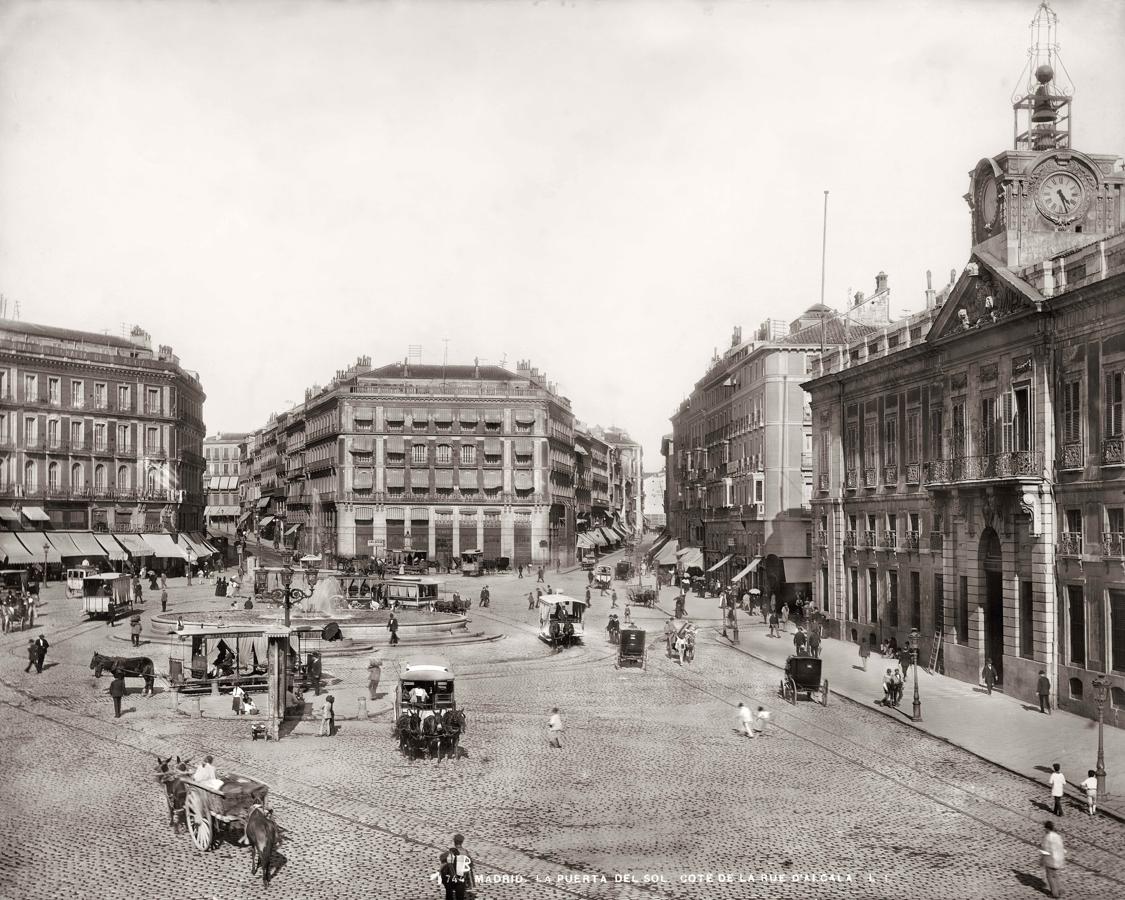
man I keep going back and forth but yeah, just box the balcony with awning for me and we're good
[385,469,405,489]
[410,469,431,489]
[459,469,479,488]
[513,471,534,491]
[483,471,503,490]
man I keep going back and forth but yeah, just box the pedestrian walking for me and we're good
[1080,769,1097,816]
[230,681,246,715]
[24,639,37,673]
[537,566,545,583]
[33,634,49,673]
[388,614,400,646]
[109,670,126,718]
[450,833,474,899]
[859,637,870,670]
[319,694,335,737]
[527,591,536,610]
[768,610,779,638]
[611,589,617,608]
[547,707,563,748]
[1038,670,1052,714]
[760,599,768,624]
[587,569,593,586]
[1038,820,1066,898]
[160,589,168,613]
[585,586,591,605]
[664,617,675,657]
[131,617,142,647]
[780,602,789,631]
[517,563,523,579]
[793,627,807,656]
[1049,763,1066,816]
[737,702,753,738]
[159,572,167,591]
[367,655,382,701]
[751,706,769,737]
[981,659,997,695]
[809,630,821,658]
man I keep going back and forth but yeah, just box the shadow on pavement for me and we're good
[1011,869,1048,895]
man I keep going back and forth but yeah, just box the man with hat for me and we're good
[367,654,382,701]
[24,639,37,674]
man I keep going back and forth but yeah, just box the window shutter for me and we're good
[1001,391,1014,453]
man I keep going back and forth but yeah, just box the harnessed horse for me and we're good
[154,755,192,831]
[91,652,156,695]
[246,804,279,886]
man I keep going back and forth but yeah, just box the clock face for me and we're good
[978,175,998,226]
[1036,172,1084,221]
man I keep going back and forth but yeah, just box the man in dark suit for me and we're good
[1037,670,1052,714]
[24,639,36,674]
[109,670,127,718]
[33,635,49,673]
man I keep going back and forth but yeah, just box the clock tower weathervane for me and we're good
[966,0,1124,266]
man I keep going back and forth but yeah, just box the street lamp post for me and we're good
[280,564,294,628]
[43,542,50,584]
[186,549,195,585]
[910,627,923,722]
[1092,675,1109,799]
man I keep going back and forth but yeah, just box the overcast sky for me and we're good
[2,0,1124,467]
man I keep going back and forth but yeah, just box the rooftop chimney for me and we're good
[731,325,742,347]
[875,271,888,293]
[924,269,937,308]
[853,291,865,306]
[403,356,410,378]
[474,356,480,378]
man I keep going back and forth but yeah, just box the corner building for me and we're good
[248,358,577,569]
[807,26,1125,723]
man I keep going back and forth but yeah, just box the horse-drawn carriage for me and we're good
[626,582,658,608]
[614,560,634,581]
[538,594,586,647]
[433,592,470,614]
[392,658,466,760]
[615,627,646,669]
[779,655,829,706]
[593,565,613,589]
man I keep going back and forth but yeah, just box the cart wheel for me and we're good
[185,790,214,851]
[784,679,796,705]
[821,679,829,707]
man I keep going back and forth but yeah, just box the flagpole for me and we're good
[820,190,829,356]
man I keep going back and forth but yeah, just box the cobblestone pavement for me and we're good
[2,567,1125,899]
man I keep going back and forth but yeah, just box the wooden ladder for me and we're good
[926,631,943,674]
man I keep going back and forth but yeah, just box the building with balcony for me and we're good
[240,357,579,568]
[0,318,206,542]
[667,312,864,599]
[203,432,248,535]
[806,15,1125,723]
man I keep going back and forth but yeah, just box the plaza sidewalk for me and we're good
[726,610,1125,820]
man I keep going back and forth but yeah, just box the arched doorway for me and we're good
[980,528,1004,684]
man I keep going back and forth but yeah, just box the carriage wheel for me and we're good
[821,679,829,707]
[783,679,796,705]
[185,790,214,851]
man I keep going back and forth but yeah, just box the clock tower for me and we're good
[967,1,1125,266]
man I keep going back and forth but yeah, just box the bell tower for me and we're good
[966,0,1125,267]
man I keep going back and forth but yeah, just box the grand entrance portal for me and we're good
[981,528,1004,684]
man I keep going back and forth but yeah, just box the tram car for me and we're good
[168,624,329,695]
[392,657,465,759]
[459,550,484,577]
[593,565,613,589]
[80,573,133,620]
[384,575,444,609]
[65,565,100,599]
[537,594,587,646]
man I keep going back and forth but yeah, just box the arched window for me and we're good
[24,460,37,492]
[94,464,106,492]
[71,463,83,490]
[48,461,60,490]
[436,444,452,464]
[147,468,159,494]
[411,444,428,464]
[117,465,131,490]
[460,444,476,465]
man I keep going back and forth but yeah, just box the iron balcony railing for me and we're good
[1102,438,1124,467]
[905,462,922,484]
[883,464,898,484]
[1059,442,1083,470]
[902,531,920,551]
[863,467,878,487]
[929,532,944,552]
[844,530,857,548]
[818,474,829,491]
[845,468,858,489]
[880,531,897,549]
[924,451,1043,484]
[1057,532,1082,556]
[1102,532,1125,558]
[863,530,877,548]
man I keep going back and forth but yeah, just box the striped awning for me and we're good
[21,506,50,522]
[95,534,129,561]
[142,532,190,559]
[385,469,405,489]
[386,435,405,454]
[484,411,502,424]
[576,533,597,549]
[17,533,62,564]
[458,469,479,488]
[385,407,405,422]
[353,406,374,422]
[69,532,109,558]
[0,507,20,521]
[435,469,454,489]
[514,438,533,455]
[350,437,374,453]
[483,471,503,490]
[0,533,36,565]
[433,409,453,423]
[484,438,502,455]
[513,471,534,490]
[731,558,761,582]
[514,409,536,424]
[459,409,479,424]
[410,469,430,488]
[181,533,214,558]
[707,554,733,573]
[116,533,155,557]
[412,408,428,424]
[46,532,84,558]
[259,515,276,528]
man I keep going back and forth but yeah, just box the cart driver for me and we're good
[192,755,222,790]
[408,684,430,707]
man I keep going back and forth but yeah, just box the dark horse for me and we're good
[440,708,467,760]
[91,651,156,695]
[154,755,192,831]
[246,805,279,886]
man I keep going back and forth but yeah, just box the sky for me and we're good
[2,0,1124,468]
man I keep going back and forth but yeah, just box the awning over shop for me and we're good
[654,539,680,565]
[17,532,62,564]
[68,532,109,558]
[707,554,733,573]
[483,438,502,455]
[116,533,155,557]
[206,506,239,517]
[385,407,405,422]
[576,533,597,549]
[257,497,272,509]
[285,524,301,536]
[21,506,50,523]
[433,409,453,424]
[731,557,762,582]
[677,546,704,569]
[191,534,221,555]
[599,527,619,545]
[182,534,215,559]
[46,532,84,558]
[258,516,276,528]
[237,510,253,525]
[0,507,20,521]
[95,534,129,561]
[649,532,671,557]
[0,533,36,565]
[355,506,374,522]
[459,409,479,424]
[574,444,588,456]
[142,533,190,559]
[782,557,814,584]
[586,530,606,547]
[514,409,536,424]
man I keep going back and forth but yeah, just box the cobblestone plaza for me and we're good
[3,560,1124,899]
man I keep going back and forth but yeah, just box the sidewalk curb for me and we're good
[721,639,1125,825]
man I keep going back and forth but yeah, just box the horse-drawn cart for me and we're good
[615,627,646,669]
[626,582,658,607]
[779,655,829,706]
[180,773,270,851]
